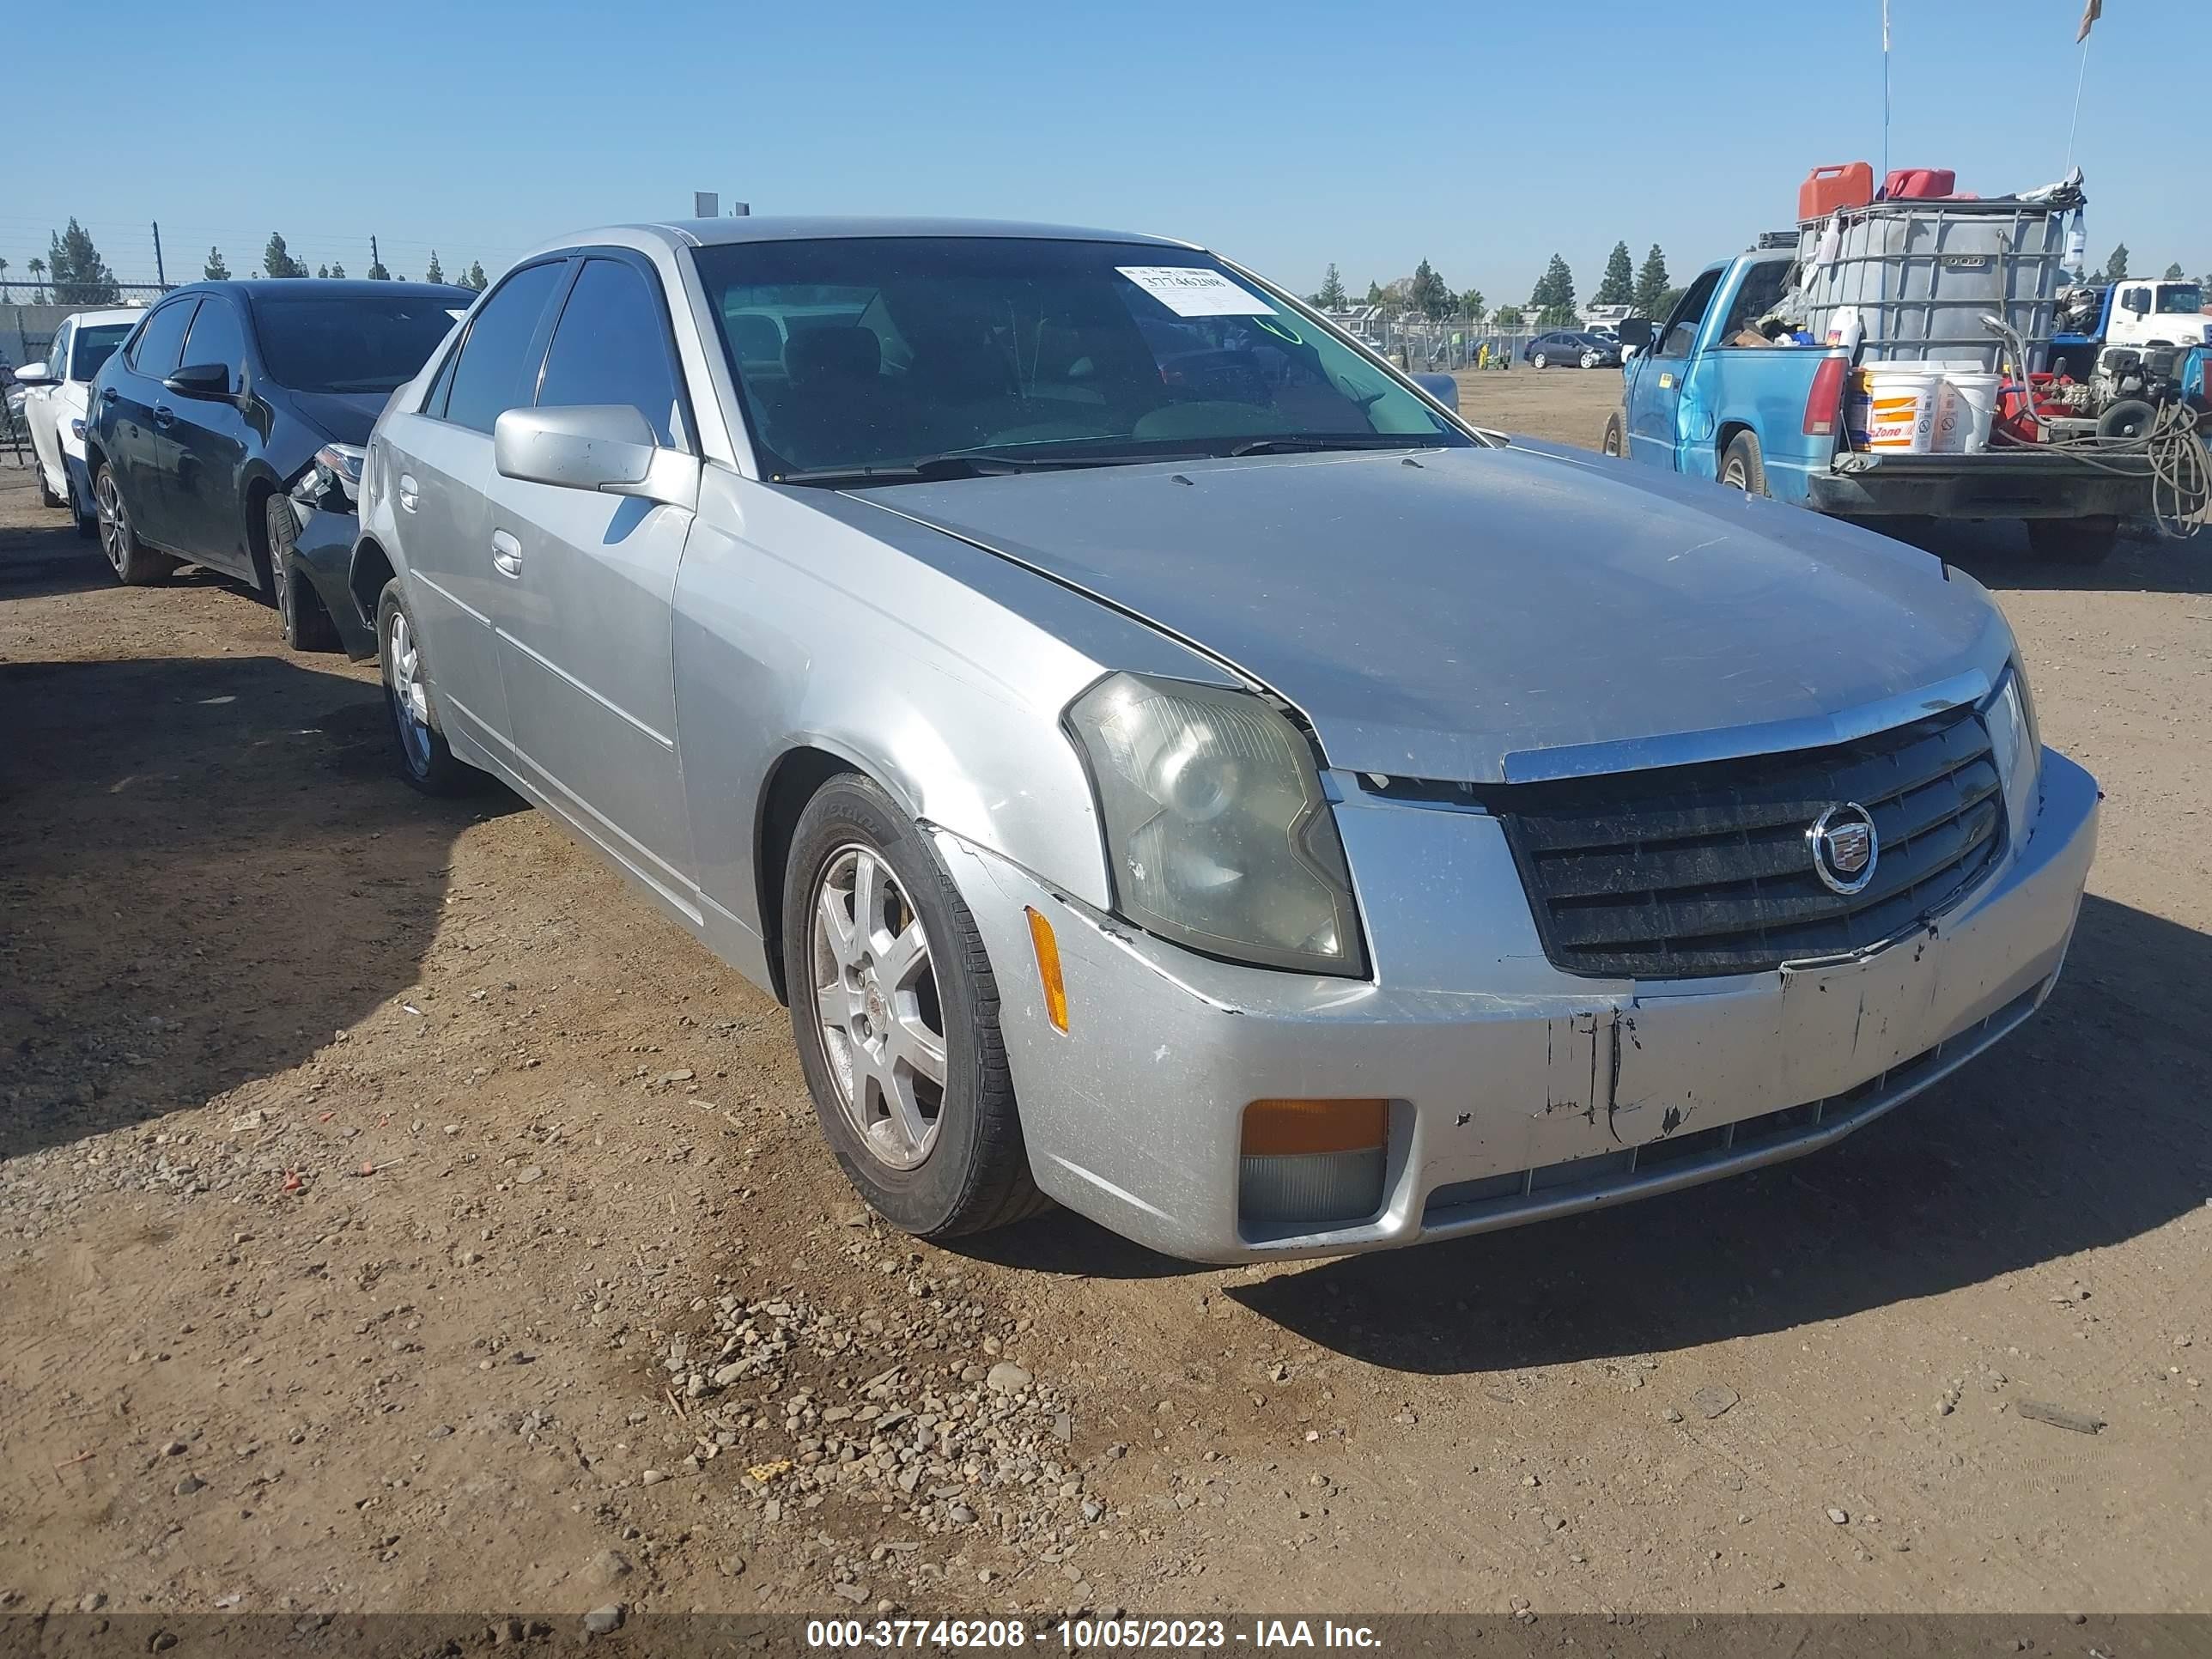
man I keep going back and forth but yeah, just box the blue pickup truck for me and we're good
[1602,248,2153,564]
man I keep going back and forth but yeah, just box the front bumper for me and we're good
[941,748,2098,1263]
[288,502,378,659]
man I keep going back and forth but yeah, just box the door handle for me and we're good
[491,529,523,578]
[397,472,418,513]
[153,405,174,428]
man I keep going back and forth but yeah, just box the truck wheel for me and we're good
[1719,431,1769,496]
[1601,411,1626,458]
[2027,517,2121,566]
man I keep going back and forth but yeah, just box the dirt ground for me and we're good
[2,374,2207,1626]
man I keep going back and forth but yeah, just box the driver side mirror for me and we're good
[164,362,235,400]
[1615,317,1654,351]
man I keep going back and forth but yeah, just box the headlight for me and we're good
[1984,657,2041,843]
[295,442,368,510]
[1066,673,1365,975]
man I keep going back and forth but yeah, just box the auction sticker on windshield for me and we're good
[1117,265,1272,317]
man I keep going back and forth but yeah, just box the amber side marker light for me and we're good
[1024,906,1069,1033]
[1241,1099,1389,1156]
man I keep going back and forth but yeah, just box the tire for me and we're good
[1532,352,1549,369]
[375,578,478,795]
[38,465,63,509]
[2097,399,2155,442]
[66,471,97,541]
[92,463,178,586]
[1601,411,1626,457]
[267,493,339,651]
[2026,516,2121,566]
[1580,351,1600,369]
[1719,430,1769,496]
[783,774,1046,1239]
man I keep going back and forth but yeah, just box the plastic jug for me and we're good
[1800,162,1875,222]
[1825,306,1865,354]
[1881,167,1957,200]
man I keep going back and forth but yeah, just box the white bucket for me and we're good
[1846,365,1943,453]
[1935,370,2002,453]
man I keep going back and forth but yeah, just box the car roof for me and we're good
[154,279,474,302]
[60,307,147,328]
[521,216,1202,263]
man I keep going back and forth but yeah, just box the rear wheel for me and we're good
[2026,516,2121,566]
[38,465,63,508]
[93,464,178,586]
[1719,430,1769,496]
[66,470,97,540]
[784,774,1046,1238]
[1532,351,1549,369]
[376,579,477,794]
[267,493,339,651]
[1601,411,1626,458]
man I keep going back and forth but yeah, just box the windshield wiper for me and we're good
[773,453,1096,488]
[1225,434,1444,457]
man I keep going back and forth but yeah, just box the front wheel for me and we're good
[2026,516,2121,566]
[1601,411,1626,457]
[376,579,477,794]
[267,494,339,651]
[93,464,178,586]
[1580,351,1600,369]
[1719,430,1769,496]
[784,774,1046,1238]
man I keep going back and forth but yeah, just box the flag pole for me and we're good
[1881,0,1892,185]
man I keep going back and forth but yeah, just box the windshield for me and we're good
[691,237,1473,481]
[250,293,460,393]
[70,323,132,382]
[2155,284,2204,314]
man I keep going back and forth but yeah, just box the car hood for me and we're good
[855,444,2014,783]
[283,389,393,447]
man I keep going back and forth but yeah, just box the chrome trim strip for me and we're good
[1498,667,1995,784]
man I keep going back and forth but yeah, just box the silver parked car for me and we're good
[350,218,2097,1262]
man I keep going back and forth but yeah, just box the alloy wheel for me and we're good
[385,610,434,775]
[809,844,948,1170]
[95,471,128,577]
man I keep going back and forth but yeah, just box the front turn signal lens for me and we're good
[1025,906,1069,1033]
[1240,1099,1388,1157]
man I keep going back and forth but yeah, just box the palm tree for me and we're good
[27,257,46,304]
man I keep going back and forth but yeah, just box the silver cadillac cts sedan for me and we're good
[350,217,2097,1262]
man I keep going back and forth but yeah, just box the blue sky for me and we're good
[7,0,2205,304]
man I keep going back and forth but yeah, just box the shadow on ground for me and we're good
[1895,518,2211,597]
[975,890,2212,1373]
[0,653,519,1161]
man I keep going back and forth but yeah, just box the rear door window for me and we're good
[442,261,568,434]
[129,300,200,378]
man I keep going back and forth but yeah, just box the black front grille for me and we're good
[1495,705,2004,978]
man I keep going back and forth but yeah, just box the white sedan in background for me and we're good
[14,307,140,534]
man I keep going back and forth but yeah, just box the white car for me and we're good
[14,307,140,533]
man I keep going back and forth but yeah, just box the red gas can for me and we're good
[1881,167,1958,200]
[1800,162,1875,221]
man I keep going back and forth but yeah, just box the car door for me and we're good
[1625,266,1723,468]
[25,319,69,488]
[100,296,199,548]
[488,252,697,888]
[384,258,569,756]
[164,294,255,575]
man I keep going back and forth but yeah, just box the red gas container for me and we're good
[1881,167,1958,200]
[1800,161,1875,221]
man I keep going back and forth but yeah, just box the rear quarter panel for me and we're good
[1681,343,1844,507]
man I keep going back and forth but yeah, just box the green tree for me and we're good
[1593,240,1635,307]
[1632,244,1671,315]
[1654,285,1686,320]
[263,232,308,278]
[315,263,330,279]
[464,261,489,291]
[367,246,392,281]
[1529,252,1577,325]
[1314,262,1347,310]
[1493,303,1525,330]
[1461,289,1486,326]
[328,261,346,279]
[47,221,121,305]
[2103,243,2130,281]
[203,246,229,280]
[27,257,46,304]
[2163,261,2185,281]
[424,250,446,285]
[1408,257,1453,321]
